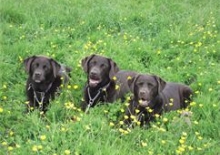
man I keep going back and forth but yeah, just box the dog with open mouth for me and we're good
[81,54,137,112]
[24,55,71,113]
[124,73,193,126]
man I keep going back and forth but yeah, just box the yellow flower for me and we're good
[119,128,124,133]
[141,141,147,147]
[2,142,7,146]
[190,101,196,106]
[163,118,168,123]
[40,135,46,141]
[198,136,203,140]
[217,80,220,84]
[135,109,140,113]
[159,127,166,132]
[112,76,117,81]
[67,85,71,89]
[109,122,114,127]
[103,110,108,113]
[195,132,200,135]
[161,140,166,144]
[147,108,153,113]
[16,144,21,148]
[125,103,129,107]
[127,76,132,80]
[38,145,43,150]
[179,139,185,144]
[64,150,71,155]
[188,146,193,150]
[3,84,7,89]
[124,115,129,119]
[2,96,7,100]
[194,121,199,125]
[32,145,38,152]
[137,121,141,126]
[73,85,79,89]
[168,101,174,106]
[0,107,3,113]
[9,131,14,136]
[126,96,131,101]
[115,84,120,90]
[182,132,187,136]
[120,109,125,113]
[46,125,50,130]
[85,125,90,130]
[123,130,129,135]
[119,121,124,125]
[8,146,13,151]
[130,115,135,120]
[199,104,203,107]
[154,114,160,118]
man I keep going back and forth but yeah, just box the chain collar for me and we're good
[28,83,52,111]
[85,82,110,113]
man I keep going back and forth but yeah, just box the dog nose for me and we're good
[139,91,146,95]
[35,72,42,77]
[90,68,99,76]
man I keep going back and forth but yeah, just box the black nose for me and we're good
[139,91,145,95]
[35,72,42,77]
[90,69,99,77]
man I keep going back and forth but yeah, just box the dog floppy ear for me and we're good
[81,54,95,73]
[50,59,61,78]
[23,55,36,73]
[109,59,119,79]
[153,75,166,93]
[128,74,140,93]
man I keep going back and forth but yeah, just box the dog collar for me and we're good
[28,83,53,111]
[85,82,110,113]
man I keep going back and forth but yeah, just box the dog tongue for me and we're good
[89,79,99,87]
[139,100,149,107]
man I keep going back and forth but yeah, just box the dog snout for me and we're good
[34,71,42,77]
[139,89,148,95]
[90,68,100,77]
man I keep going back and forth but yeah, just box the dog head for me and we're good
[128,74,166,107]
[24,56,61,83]
[81,54,119,88]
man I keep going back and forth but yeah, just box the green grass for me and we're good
[1,0,220,154]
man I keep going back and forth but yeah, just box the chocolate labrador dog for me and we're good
[24,55,71,112]
[125,73,193,126]
[81,54,137,112]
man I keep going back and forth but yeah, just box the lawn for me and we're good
[0,0,220,154]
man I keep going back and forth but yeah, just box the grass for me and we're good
[0,0,220,154]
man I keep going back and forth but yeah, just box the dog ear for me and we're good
[128,75,140,93]
[81,54,95,73]
[153,75,166,93]
[109,59,119,79]
[23,56,36,73]
[50,59,61,78]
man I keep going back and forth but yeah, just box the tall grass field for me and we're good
[1,0,220,154]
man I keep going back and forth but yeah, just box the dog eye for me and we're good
[90,61,96,66]
[35,63,39,67]
[43,65,47,69]
[147,83,153,87]
[137,82,143,86]
[101,64,106,68]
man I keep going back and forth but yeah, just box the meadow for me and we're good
[0,0,220,154]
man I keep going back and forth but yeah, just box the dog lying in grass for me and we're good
[124,73,193,126]
[81,54,137,112]
[24,55,71,113]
